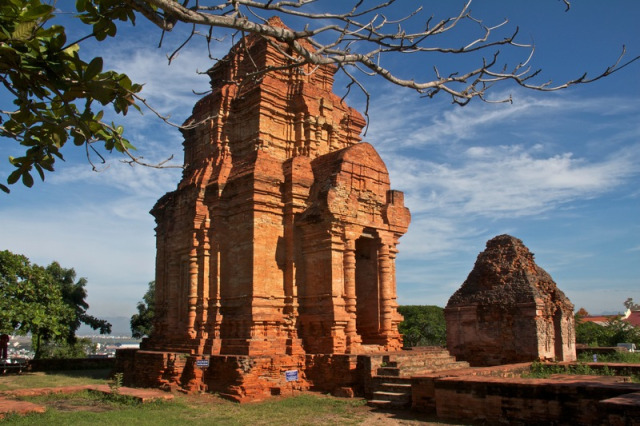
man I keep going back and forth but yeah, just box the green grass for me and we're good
[2,392,372,425]
[523,361,612,379]
[1,372,381,425]
[0,369,111,391]
[523,361,640,383]
[577,351,640,364]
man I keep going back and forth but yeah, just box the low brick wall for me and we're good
[204,354,311,402]
[411,363,531,412]
[28,357,116,372]
[305,354,364,396]
[117,349,375,401]
[118,349,316,401]
[434,375,640,425]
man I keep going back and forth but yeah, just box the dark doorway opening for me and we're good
[355,234,379,343]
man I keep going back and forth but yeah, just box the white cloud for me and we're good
[387,143,638,219]
[106,48,211,113]
[367,89,640,154]
[50,160,180,201]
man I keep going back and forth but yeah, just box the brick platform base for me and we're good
[116,349,408,402]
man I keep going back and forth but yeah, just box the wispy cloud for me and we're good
[50,158,180,197]
[395,144,638,218]
[367,89,640,153]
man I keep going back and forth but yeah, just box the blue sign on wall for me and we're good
[196,359,209,368]
[285,370,298,382]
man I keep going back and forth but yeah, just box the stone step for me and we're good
[395,357,458,368]
[376,367,400,376]
[399,359,464,371]
[384,359,456,370]
[369,390,411,409]
[372,390,411,403]
[367,399,395,408]
[377,359,470,378]
[372,375,412,385]
[401,346,449,353]
[368,398,411,409]
[383,350,450,361]
[366,348,468,408]
[388,353,456,365]
[379,382,411,393]
[397,363,470,377]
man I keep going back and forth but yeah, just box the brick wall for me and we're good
[432,375,640,424]
[28,357,116,372]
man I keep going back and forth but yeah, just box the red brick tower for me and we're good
[124,18,410,400]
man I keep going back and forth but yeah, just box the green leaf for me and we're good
[76,0,89,12]
[34,163,45,181]
[21,171,33,187]
[7,170,21,185]
[11,22,36,41]
[64,43,80,55]
[84,56,103,80]
[21,4,54,21]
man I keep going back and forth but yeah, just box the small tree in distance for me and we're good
[576,307,590,317]
[398,305,447,347]
[0,249,111,358]
[575,299,640,347]
[130,281,155,339]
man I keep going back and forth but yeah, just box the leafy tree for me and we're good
[0,0,142,193]
[575,315,640,347]
[602,317,640,347]
[130,281,155,338]
[45,261,111,341]
[0,250,74,357]
[39,337,97,359]
[0,249,110,358]
[398,305,446,347]
[2,1,638,192]
[575,319,608,347]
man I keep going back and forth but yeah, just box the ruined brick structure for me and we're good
[444,235,576,366]
[124,18,410,399]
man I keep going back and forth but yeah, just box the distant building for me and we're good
[580,308,638,327]
[624,310,640,327]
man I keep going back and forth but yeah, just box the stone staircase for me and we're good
[367,347,470,408]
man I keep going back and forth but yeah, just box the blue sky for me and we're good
[1,1,639,323]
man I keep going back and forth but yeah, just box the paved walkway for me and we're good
[0,385,173,419]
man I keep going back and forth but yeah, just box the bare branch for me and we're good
[125,0,638,111]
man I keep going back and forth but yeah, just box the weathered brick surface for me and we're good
[445,235,576,366]
[433,375,640,425]
[202,354,310,402]
[123,17,410,398]
[411,363,531,412]
[305,354,363,395]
